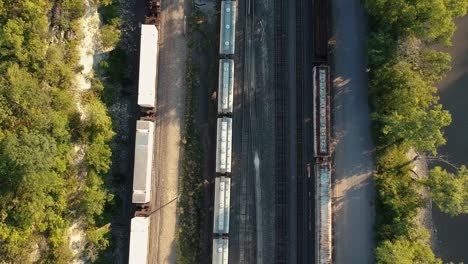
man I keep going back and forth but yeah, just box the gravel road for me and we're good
[331,0,375,263]
[148,0,187,263]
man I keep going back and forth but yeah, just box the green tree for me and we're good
[86,135,112,173]
[427,166,468,215]
[376,229,441,264]
[0,18,26,62]
[364,0,468,45]
[396,37,452,83]
[378,104,451,154]
[1,131,57,174]
[99,18,121,49]
[370,62,452,153]
[84,97,113,141]
[365,0,467,261]
[0,0,115,262]
[444,0,468,17]
[85,223,111,262]
[368,31,398,68]
[370,62,437,115]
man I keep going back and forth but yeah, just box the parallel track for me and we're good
[296,0,306,261]
[273,0,288,262]
[238,0,256,262]
[295,0,330,263]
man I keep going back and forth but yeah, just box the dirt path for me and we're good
[331,0,375,263]
[148,0,187,263]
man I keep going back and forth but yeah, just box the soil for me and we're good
[331,0,375,263]
[147,0,189,263]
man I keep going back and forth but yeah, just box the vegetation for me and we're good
[98,0,122,51]
[375,228,440,264]
[427,166,468,216]
[177,54,204,264]
[89,0,125,262]
[176,4,210,264]
[99,19,121,50]
[363,0,468,262]
[0,0,113,262]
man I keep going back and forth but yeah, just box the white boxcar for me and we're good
[132,120,154,204]
[129,217,150,264]
[213,177,231,234]
[216,117,232,174]
[218,59,234,114]
[212,238,229,264]
[138,24,158,108]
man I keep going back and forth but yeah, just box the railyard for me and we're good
[127,0,349,264]
[229,0,276,263]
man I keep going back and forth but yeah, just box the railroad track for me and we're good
[273,0,288,262]
[313,0,329,63]
[238,0,256,263]
[296,0,307,261]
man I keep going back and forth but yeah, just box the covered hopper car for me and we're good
[132,120,154,205]
[213,176,231,234]
[215,117,233,174]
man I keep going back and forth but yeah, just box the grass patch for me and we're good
[175,3,214,263]
[176,53,205,264]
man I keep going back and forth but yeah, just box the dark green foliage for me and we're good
[364,0,467,45]
[100,18,121,49]
[363,0,468,262]
[370,61,451,154]
[375,146,424,240]
[97,0,121,51]
[98,0,119,24]
[99,47,127,86]
[427,166,468,215]
[375,228,441,264]
[0,0,114,262]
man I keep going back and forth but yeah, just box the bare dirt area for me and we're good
[406,150,437,251]
[331,0,375,263]
[147,0,188,263]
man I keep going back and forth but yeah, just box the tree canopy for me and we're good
[364,0,468,45]
[428,166,468,215]
[0,0,114,262]
[376,229,441,264]
[364,0,468,263]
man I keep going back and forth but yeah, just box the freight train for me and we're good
[129,23,159,264]
[312,65,332,264]
[212,2,236,264]
[129,1,238,262]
